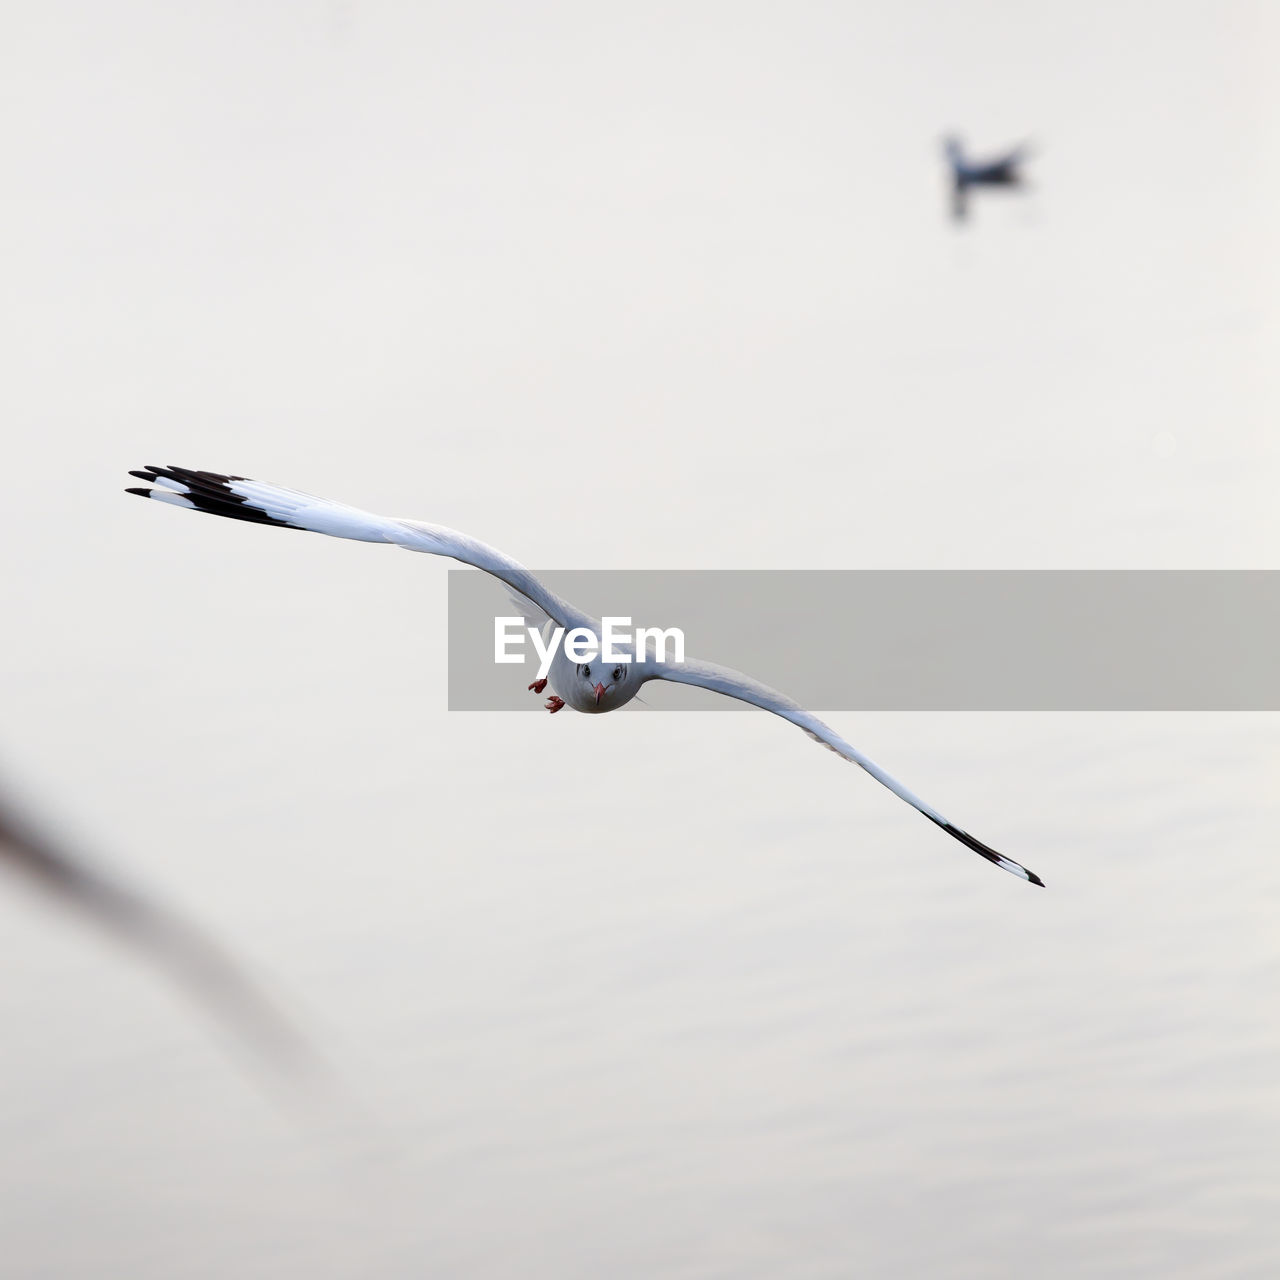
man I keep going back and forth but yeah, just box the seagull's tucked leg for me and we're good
[545,695,565,714]
[528,679,548,694]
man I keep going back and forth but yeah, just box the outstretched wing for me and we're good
[970,143,1030,184]
[126,465,591,632]
[653,657,1043,886]
[0,789,319,1069]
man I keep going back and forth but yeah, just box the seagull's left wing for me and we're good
[652,658,1043,886]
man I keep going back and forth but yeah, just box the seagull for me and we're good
[944,135,1031,222]
[0,780,319,1068]
[126,466,1044,887]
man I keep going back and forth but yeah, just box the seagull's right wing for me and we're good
[126,466,591,632]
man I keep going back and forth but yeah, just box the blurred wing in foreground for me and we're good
[0,788,319,1074]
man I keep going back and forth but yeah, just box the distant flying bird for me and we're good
[944,135,1031,222]
[126,465,1044,887]
[0,782,317,1070]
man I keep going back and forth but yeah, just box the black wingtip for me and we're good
[937,819,1045,887]
[123,465,298,530]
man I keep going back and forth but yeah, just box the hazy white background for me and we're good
[2,1,1277,1276]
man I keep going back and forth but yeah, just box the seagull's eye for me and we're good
[612,667,623,681]
[582,665,590,680]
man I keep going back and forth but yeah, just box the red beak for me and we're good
[593,682,607,705]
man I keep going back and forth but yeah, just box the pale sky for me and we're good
[1,3,1277,1276]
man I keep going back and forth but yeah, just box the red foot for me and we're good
[545,695,565,714]
[528,678,548,693]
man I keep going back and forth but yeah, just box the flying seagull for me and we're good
[0,780,318,1070]
[126,465,1044,887]
[944,135,1031,222]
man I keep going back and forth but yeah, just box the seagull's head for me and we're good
[573,658,637,714]
[943,135,964,164]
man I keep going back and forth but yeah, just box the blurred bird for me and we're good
[944,135,1032,222]
[0,779,319,1073]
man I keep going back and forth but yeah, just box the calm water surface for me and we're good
[1,1,1277,1275]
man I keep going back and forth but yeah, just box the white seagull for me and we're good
[127,466,1044,887]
